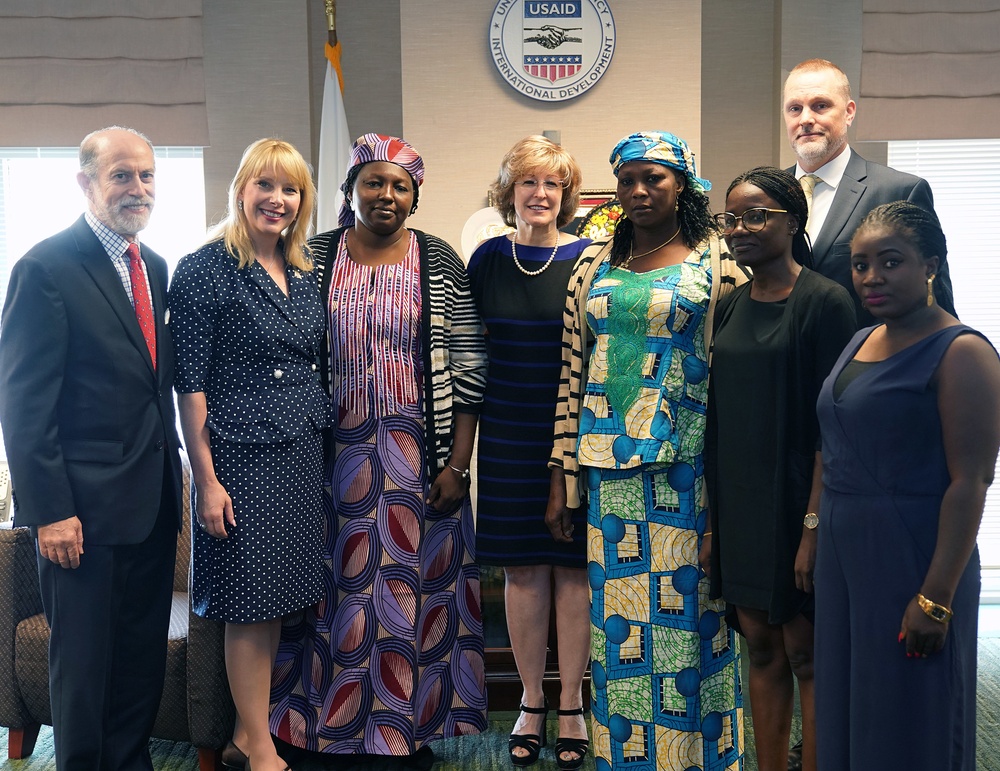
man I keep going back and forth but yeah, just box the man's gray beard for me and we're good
[101,204,152,236]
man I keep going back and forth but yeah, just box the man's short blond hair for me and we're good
[786,59,852,102]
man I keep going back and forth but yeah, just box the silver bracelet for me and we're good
[447,464,470,481]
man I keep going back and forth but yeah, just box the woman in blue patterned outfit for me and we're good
[550,132,746,771]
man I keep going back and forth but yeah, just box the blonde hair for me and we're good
[210,138,316,271]
[489,135,583,228]
[786,59,852,102]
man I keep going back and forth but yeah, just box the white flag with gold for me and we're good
[317,40,351,233]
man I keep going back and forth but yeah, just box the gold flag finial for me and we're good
[325,0,337,32]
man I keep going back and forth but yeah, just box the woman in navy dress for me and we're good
[170,139,330,771]
[467,135,591,769]
[814,202,1000,770]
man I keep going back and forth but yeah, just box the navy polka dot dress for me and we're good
[169,240,333,623]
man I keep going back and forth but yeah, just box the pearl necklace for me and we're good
[511,233,560,276]
[622,226,681,269]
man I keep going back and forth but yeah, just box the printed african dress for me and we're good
[580,250,744,771]
[269,232,488,754]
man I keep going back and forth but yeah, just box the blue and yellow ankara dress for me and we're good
[580,248,743,771]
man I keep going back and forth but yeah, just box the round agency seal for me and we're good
[489,0,616,103]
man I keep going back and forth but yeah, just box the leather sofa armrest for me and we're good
[0,527,42,726]
[185,606,235,749]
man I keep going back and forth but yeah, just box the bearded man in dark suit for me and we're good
[0,126,183,771]
[783,58,956,326]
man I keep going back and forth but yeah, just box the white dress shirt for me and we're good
[794,146,853,241]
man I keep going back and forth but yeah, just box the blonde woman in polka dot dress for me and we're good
[169,139,332,771]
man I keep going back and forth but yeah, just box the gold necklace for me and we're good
[258,252,283,272]
[623,226,681,268]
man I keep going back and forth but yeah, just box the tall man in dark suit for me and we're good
[783,58,956,325]
[0,126,183,771]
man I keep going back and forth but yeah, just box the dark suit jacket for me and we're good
[0,215,183,544]
[792,149,956,325]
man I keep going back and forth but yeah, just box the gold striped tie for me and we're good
[800,173,821,235]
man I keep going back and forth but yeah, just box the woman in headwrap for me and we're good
[268,134,489,766]
[549,131,747,770]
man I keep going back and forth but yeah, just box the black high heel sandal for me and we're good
[220,741,248,771]
[554,707,590,771]
[508,700,548,767]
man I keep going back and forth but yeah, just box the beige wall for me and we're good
[777,0,887,169]
[700,0,782,213]
[398,0,702,250]
[201,0,316,229]
[307,0,405,148]
[201,0,405,230]
[197,0,865,236]
[699,0,869,212]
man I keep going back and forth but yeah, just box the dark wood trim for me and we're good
[485,648,591,712]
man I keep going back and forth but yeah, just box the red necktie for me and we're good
[126,243,157,369]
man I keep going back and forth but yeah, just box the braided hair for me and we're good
[852,201,953,310]
[609,169,718,267]
[726,166,812,267]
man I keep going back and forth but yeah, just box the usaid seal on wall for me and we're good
[490,1,616,102]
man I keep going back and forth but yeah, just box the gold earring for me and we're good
[927,274,936,307]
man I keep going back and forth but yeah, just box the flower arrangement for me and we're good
[576,199,624,241]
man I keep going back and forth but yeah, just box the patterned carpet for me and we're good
[3,640,1000,770]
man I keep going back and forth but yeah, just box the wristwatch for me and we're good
[916,593,953,623]
[803,512,819,530]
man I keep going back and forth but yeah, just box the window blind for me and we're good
[0,1,208,146]
[888,139,1000,595]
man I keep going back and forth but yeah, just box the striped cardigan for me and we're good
[311,227,487,479]
[549,235,750,508]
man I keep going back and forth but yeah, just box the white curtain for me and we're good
[859,0,1000,140]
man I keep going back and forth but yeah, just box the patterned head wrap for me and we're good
[338,133,425,227]
[609,131,711,193]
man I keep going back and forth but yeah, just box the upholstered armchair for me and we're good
[0,468,235,771]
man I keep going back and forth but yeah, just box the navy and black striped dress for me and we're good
[467,235,590,567]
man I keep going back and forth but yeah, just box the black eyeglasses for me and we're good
[714,208,789,235]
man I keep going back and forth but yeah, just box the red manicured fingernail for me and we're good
[898,633,904,643]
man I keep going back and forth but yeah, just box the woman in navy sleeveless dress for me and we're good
[814,202,1000,770]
